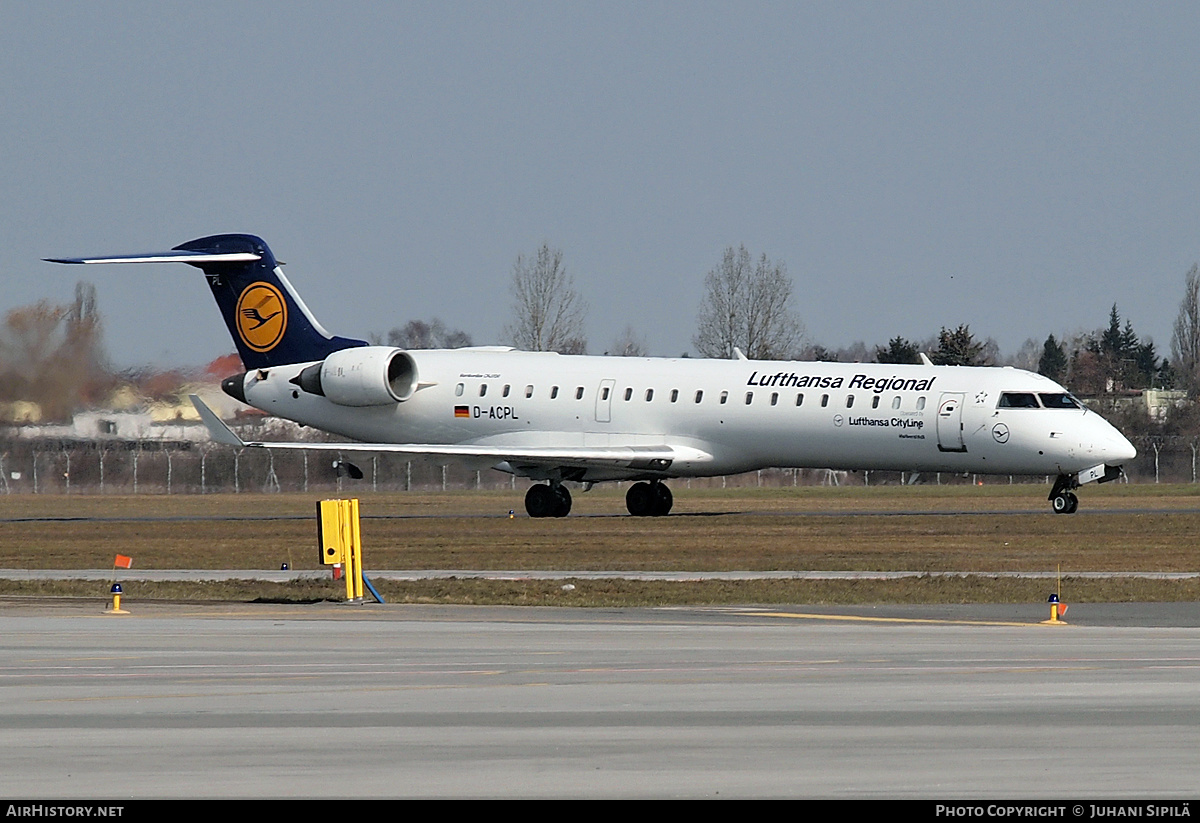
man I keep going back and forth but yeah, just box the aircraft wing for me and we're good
[189,396,710,469]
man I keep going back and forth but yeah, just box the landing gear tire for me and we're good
[653,482,673,515]
[1052,491,1079,515]
[552,484,572,517]
[526,483,572,517]
[625,482,654,516]
[626,481,673,516]
[1049,474,1080,515]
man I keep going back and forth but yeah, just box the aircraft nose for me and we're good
[1094,418,1136,463]
[1109,432,1137,462]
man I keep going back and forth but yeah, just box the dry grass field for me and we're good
[1,482,1197,604]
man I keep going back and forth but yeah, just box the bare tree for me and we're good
[1009,336,1041,372]
[503,244,587,354]
[693,245,804,360]
[0,281,111,420]
[386,318,472,349]
[609,325,647,357]
[1172,263,1200,395]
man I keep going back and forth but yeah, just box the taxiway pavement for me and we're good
[1,600,1198,798]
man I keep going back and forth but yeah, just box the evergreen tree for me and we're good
[930,325,987,366]
[1079,304,1162,391]
[1133,340,1160,389]
[1038,334,1067,383]
[875,336,921,365]
[1157,358,1178,390]
[1099,304,1123,358]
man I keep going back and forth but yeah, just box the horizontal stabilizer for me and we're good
[46,250,261,265]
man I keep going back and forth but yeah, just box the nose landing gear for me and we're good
[1051,490,1079,514]
[1049,474,1080,514]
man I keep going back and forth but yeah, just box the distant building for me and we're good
[1140,389,1188,420]
[1080,388,1188,421]
[0,402,43,424]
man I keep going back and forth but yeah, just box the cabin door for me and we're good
[936,392,967,453]
[595,379,616,423]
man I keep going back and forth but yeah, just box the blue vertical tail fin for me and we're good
[47,233,368,370]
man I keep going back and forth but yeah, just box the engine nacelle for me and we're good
[295,346,417,406]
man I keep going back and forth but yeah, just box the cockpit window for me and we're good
[998,392,1039,408]
[1038,393,1080,409]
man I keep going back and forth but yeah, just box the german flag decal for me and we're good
[454,405,470,418]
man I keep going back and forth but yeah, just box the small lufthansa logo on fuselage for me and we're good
[992,422,1010,443]
[235,282,288,352]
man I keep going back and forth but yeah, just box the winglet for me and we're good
[919,352,934,366]
[189,395,246,447]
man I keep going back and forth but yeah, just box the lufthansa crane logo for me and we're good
[235,282,288,352]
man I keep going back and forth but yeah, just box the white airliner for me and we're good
[48,233,1137,517]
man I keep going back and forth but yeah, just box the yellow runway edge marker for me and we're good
[1041,564,1068,625]
[104,554,133,615]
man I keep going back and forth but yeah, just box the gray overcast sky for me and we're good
[3,2,1199,368]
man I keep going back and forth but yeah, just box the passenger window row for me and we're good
[455,382,929,410]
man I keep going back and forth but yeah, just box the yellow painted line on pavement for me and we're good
[742,611,1040,627]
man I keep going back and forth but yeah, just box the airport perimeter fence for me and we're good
[0,434,1187,495]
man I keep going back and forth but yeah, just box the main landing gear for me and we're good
[1048,474,1079,515]
[524,480,675,517]
[625,481,673,517]
[525,482,572,518]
